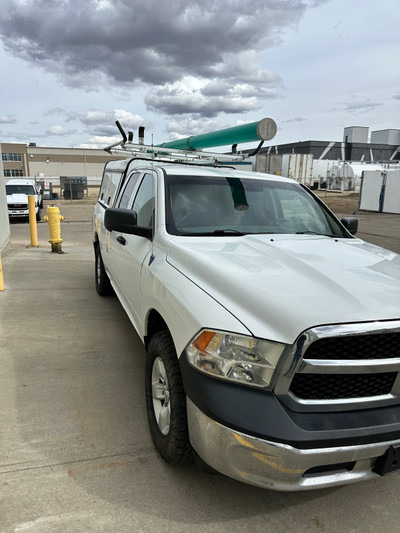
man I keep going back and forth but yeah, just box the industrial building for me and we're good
[253,126,400,192]
[1,142,125,183]
[257,126,400,162]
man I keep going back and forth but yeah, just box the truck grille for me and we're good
[9,203,28,209]
[276,322,400,410]
[304,333,400,360]
[290,372,397,400]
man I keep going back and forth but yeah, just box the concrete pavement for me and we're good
[355,213,400,253]
[1,203,400,533]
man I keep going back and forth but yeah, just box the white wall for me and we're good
[28,161,105,179]
[0,151,11,252]
[22,176,102,187]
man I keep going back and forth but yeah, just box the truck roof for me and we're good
[161,164,293,183]
[6,179,37,186]
[104,158,294,184]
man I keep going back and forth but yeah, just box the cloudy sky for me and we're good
[0,0,399,150]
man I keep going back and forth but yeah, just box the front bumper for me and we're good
[8,206,39,218]
[187,398,399,490]
[8,209,29,217]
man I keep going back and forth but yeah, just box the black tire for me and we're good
[145,330,193,463]
[36,209,41,222]
[95,245,114,296]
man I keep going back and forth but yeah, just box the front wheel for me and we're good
[145,331,193,463]
[95,245,113,296]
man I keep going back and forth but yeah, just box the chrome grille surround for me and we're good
[274,320,400,412]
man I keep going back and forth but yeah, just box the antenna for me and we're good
[151,134,154,171]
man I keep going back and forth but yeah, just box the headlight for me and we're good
[186,329,286,388]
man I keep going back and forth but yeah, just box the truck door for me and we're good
[109,172,155,331]
[105,170,142,282]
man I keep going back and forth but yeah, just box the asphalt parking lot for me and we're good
[1,200,400,533]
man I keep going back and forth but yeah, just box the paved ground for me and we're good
[1,201,400,533]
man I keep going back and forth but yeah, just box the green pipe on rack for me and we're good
[158,118,277,150]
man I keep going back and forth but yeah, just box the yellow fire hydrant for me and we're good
[43,206,65,253]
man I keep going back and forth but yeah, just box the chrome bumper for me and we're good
[187,398,399,491]
[8,210,29,217]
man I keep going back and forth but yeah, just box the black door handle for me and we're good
[117,236,126,246]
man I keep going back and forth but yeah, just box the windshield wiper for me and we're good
[212,229,247,236]
[295,231,339,238]
[180,229,247,237]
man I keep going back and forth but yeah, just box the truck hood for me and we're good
[7,194,29,204]
[166,235,400,344]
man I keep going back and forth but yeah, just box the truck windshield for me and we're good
[6,185,36,195]
[165,175,347,237]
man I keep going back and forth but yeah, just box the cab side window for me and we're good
[132,173,155,227]
[118,172,141,209]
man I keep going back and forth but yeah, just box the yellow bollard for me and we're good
[43,206,65,253]
[0,254,4,291]
[28,195,38,247]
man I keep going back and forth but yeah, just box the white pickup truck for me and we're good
[93,156,400,491]
[6,178,43,221]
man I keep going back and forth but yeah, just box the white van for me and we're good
[6,179,43,221]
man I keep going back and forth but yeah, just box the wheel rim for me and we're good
[151,357,171,435]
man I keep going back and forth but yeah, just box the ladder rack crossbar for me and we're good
[104,140,248,163]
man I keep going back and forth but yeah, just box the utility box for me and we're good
[38,180,53,200]
[60,177,87,199]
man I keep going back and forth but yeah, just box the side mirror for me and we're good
[105,208,152,239]
[340,216,358,235]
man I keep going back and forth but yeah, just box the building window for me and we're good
[4,169,23,177]
[2,152,22,162]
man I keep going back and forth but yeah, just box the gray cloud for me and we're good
[44,107,66,117]
[46,125,75,136]
[0,0,320,117]
[64,109,146,140]
[165,118,232,140]
[0,129,46,140]
[344,101,383,114]
[0,1,306,85]
[282,117,308,123]
[0,114,17,124]
[66,109,144,127]
[145,82,265,117]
